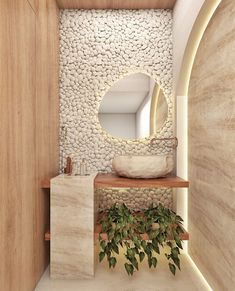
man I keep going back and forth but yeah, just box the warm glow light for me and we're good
[176,0,222,255]
[176,95,188,252]
[187,255,213,291]
[177,0,222,96]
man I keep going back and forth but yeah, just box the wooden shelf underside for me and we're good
[45,225,189,241]
[41,173,189,189]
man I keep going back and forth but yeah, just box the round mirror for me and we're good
[98,73,168,139]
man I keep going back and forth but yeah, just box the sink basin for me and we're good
[112,155,174,179]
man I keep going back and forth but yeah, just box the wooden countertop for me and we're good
[41,173,189,189]
[94,173,189,188]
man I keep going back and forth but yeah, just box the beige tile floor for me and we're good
[35,253,211,291]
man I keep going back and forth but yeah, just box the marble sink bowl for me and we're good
[112,155,174,179]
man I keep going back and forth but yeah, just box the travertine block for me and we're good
[50,173,98,279]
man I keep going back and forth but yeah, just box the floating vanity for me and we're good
[47,173,189,279]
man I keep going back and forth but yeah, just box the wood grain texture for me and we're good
[45,225,189,241]
[188,0,235,290]
[95,173,189,188]
[0,1,36,290]
[95,224,189,241]
[56,0,176,9]
[34,0,59,284]
[0,0,59,290]
[27,0,37,13]
[41,174,189,189]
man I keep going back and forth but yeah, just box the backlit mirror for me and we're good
[98,73,168,139]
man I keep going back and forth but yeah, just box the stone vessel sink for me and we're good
[112,155,174,179]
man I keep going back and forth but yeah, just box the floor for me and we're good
[35,253,211,291]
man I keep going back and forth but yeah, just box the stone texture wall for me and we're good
[97,188,172,211]
[59,9,174,210]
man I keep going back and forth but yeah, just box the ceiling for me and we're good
[56,0,177,9]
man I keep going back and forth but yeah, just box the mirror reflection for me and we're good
[98,73,168,139]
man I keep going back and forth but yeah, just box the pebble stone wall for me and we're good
[60,9,173,210]
[97,188,172,211]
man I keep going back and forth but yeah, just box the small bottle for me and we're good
[64,156,72,175]
[72,160,78,176]
[80,158,86,176]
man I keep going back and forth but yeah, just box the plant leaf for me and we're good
[100,240,106,250]
[176,225,184,234]
[171,247,180,258]
[176,215,184,222]
[169,263,176,275]
[148,257,152,268]
[107,242,112,251]
[151,257,157,268]
[175,238,183,249]
[157,234,164,244]
[101,221,107,231]
[166,241,172,248]
[114,233,121,244]
[152,239,160,254]
[124,263,134,276]
[139,252,145,262]
[127,248,135,258]
[112,241,119,254]
[109,257,117,268]
[99,252,105,262]
[172,256,181,270]
[130,257,139,270]
[123,230,128,238]
[108,228,115,238]
[141,240,147,249]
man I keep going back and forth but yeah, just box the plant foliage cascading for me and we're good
[99,203,184,276]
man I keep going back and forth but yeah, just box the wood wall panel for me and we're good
[56,0,176,9]
[0,1,36,290]
[0,0,59,290]
[188,0,235,290]
[27,0,37,13]
[34,0,59,282]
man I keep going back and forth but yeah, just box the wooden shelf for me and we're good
[41,173,189,189]
[94,224,189,241]
[45,226,189,241]
[95,173,189,188]
[41,179,50,189]
[45,230,50,241]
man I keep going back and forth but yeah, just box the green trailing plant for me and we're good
[98,203,184,276]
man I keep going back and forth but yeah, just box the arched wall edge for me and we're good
[175,0,222,249]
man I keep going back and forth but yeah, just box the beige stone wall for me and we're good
[188,0,235,290]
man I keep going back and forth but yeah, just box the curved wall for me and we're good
[188,0,235,289]
[172,0,206,231]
